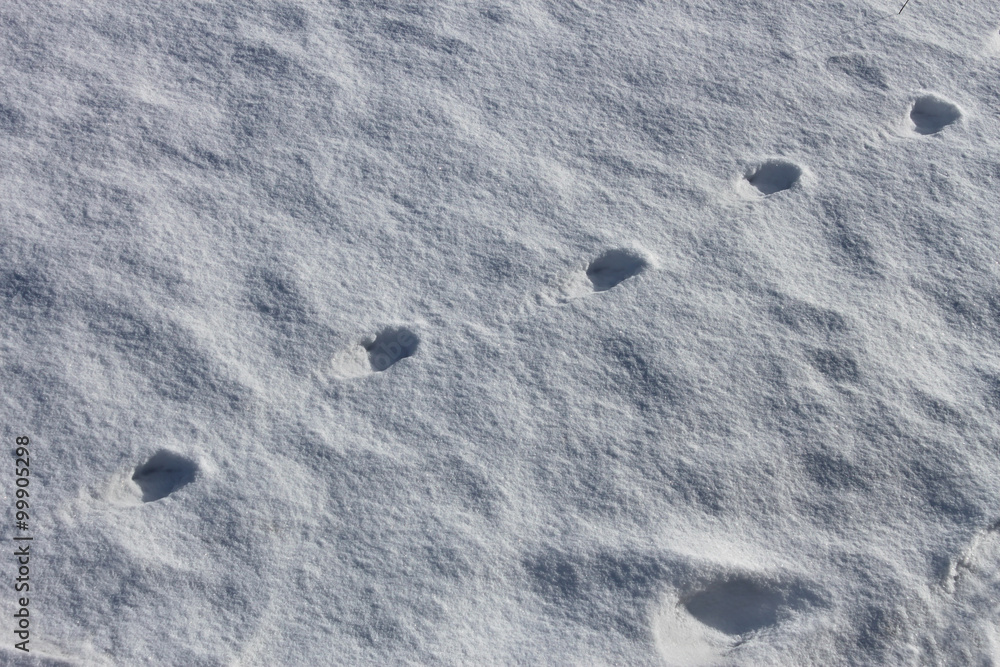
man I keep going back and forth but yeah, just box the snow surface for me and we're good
[2,0,1000,664]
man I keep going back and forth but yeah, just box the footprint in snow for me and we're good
[131,450,198,502]
[325,326,420,379]
[535,248,653,306]
[681,577,785,635]
[742,160,803,196]
[586,249,650,292]
[653,573,822,664]
[366,327,420,371]
[908,94,961,135]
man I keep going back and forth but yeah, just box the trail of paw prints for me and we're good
[906,94,961,136]
[736,159,805,198]
[529,247,654,310]
[324,326,420,380]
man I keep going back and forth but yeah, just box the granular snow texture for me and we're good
[2,1,1000,664]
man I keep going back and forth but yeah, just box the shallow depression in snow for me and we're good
[682,577,785,635]
[585,249,650,292]
[366,327,420,372]
[131,450,198,503]
[909,95,961,135]
[745,160,803,195]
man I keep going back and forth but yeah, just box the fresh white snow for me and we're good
[2,0,1000,664]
